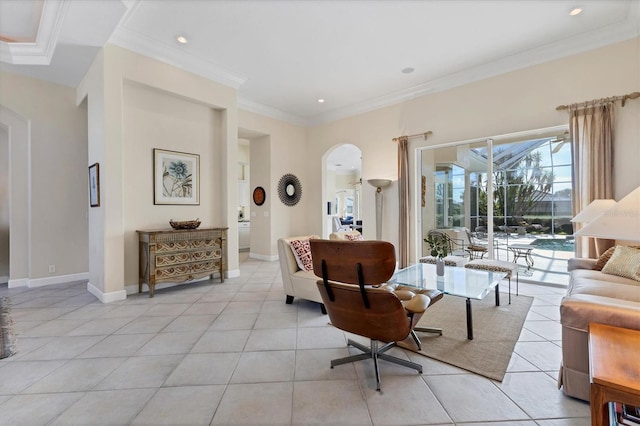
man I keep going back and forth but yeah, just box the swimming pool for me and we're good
[531,238,575,252]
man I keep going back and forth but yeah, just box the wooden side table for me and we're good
[588,322,640,426]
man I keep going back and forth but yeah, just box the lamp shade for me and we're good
[367,179,392,189]
[574,187,640,241]
[571,199,616,223]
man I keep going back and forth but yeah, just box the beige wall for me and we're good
[78,44,239,299]
[0,72,89,282]
[238,109,307,259]
[307,38,640,261]
[122,82,225,286]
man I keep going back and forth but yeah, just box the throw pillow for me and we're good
[601,246,640,282]
[345,233,364,241]
[288,239,314,272]
[595,245,640,271]
[594,246,617,271]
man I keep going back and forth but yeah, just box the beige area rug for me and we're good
[397,292,533,382]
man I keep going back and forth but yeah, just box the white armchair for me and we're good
[332,216,350,232]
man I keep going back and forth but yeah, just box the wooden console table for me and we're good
[589,322,640,426]
[137,227,227,297]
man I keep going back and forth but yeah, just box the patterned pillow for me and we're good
[595,245,640,271]
[601,246,640,282]
[345,233,364,241]
[594,246,617,271]
[288,239,314,272]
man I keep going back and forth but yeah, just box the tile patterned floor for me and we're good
[0,257,590,425]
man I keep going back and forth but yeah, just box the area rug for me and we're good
[0,296,17,359]
[397,292,533,382]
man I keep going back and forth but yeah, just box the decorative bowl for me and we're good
[169,219,201,230]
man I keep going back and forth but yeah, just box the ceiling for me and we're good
[1,0,638,126]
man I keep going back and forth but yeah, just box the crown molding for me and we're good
[109,26,246,90]
[238,97,309,127]
[307,10,639,126]
[0,0,69,65]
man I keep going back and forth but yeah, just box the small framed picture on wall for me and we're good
[89,162,100,207]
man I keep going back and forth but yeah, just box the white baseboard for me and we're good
[227,268,240,278]
[0,275,9,284]
[8,278,28,288]
[87,282,127,303]
[250,252,278,261]
[29,272,90,288]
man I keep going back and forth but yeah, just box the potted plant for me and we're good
[424,233,449,276]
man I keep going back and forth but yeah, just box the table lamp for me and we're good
[574,187,640,243]
[571,198,617,255]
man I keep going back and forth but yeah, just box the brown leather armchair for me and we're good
[310,239,434,391]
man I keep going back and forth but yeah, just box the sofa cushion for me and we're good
[289,238,314,271]
[601,246,640,282]
[569,269,640,302]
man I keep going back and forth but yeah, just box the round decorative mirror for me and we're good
[278,174,302,206]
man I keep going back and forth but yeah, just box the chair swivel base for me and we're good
[330,338,423,391]
[410,327,443,350]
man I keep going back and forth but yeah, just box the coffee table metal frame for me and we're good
[389,263,506,340]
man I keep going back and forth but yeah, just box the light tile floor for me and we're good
[0,257,590,425]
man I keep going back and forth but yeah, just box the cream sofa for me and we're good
[277,235,326,314]
[558,257,640,401]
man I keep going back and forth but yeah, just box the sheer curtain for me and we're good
[570,102,615,258]
[398,137,409,268]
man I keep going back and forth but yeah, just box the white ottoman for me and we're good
[465,259,519,304]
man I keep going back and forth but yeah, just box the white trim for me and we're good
[0,0,70,65]
[250,252,278,262]
[109,27,246,89]
[237,99,308,127]
[8,278,28,288]
[87,282,127,303]
[0,275,8,284]
[226,268,240,278]
[29,272,89,288]
[308,18,639,126]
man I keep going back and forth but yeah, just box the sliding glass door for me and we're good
[418,127,572,264]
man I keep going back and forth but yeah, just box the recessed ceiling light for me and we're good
[569,7,583,16]
[317,98,325,103]
[176,35,189,44]
[401,67,415,74]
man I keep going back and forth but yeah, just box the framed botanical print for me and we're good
[89,162,100,207]
[154,149,200,205]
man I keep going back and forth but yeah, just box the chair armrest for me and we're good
[567,258,597,271]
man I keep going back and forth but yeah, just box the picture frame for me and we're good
[154,149,200,205]
[88,162,100,207]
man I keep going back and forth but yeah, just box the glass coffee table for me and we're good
[389,263,507,340]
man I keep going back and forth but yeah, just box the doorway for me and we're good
[323,144,362,238]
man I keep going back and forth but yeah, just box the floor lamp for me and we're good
[367,179,392,240]
[571,199,617,256]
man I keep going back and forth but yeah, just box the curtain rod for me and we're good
[555,92,640,111]
[392,131,432,143]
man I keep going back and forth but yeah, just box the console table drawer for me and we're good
[156,241,190,253]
